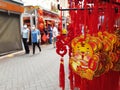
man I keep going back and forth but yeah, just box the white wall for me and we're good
[59,0,69,17]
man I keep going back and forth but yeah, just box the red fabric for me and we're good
[72,71,120,90]
[59,58,65,90]
[69,63,74,90]
[74,73,82,88]
[84,0,87,38]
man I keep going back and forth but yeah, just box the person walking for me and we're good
[48,24,53,44]
[52,24,59,48]
[21,24,30,54]
[31,25,41,54]
[62,24,67,35]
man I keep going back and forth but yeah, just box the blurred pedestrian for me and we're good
[31,25,41,54]
[48,24,53,44]
[21,24,30,54]
[62,24,67,35]
[52,24,59,48]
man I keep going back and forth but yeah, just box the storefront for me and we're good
[0,1,24,56]
[38,8,60,44]
[43,9,60,26]
[22,6,60,44]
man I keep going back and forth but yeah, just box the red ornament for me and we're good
[38,8,43,15]
[57,1,120,90]
[56,46,67,57]
[38,23,44,31]
[38,16,44,23]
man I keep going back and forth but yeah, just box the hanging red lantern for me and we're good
[38,23,44,31]
[38,8,43,15]
[38,16,44,23]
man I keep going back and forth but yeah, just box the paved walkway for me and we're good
[0,44,70,90]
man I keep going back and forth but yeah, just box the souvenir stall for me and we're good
[56,0,120,90]
[37,8,59,43]
[22,6,59,44]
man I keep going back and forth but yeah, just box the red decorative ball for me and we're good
[38,9,43,15]
[38,16,44,23]
[38,23,44,31]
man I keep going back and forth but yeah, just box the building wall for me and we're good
[0,1,24,55]
[59,0,69,17]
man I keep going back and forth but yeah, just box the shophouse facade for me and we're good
[0,0,24,56]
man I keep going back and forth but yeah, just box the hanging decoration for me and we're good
[38,16,44,23]
[56,8,67,90]
[56,0,120,90]
[37,8,43,15]
[37,8,44,31]
[70,31,119,80]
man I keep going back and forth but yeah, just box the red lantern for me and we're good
[38,8,43,15]
[38,16,44,23]
[38,23,44,31]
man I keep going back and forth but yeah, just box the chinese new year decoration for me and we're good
[56,0,120,90]
[37,8,44,31]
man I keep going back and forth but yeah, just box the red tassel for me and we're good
[59,57,65,90]
[69,63,74,90]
